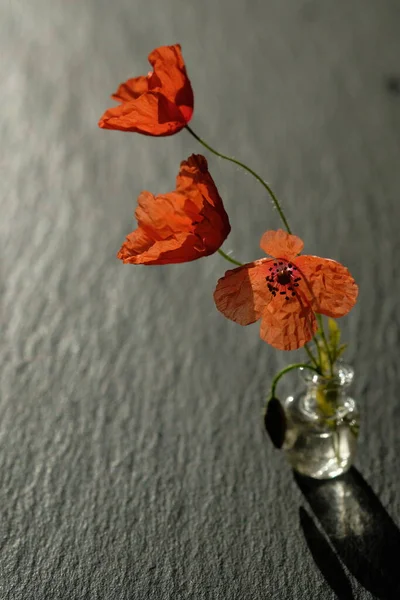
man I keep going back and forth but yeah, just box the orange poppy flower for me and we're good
[117,154,230,265]
[214,230,358,351]
[98,44,193,136]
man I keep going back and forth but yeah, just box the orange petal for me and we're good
[294,255,358,318]
[147,44,194,122]
[260,229,304,260]
[213,259,274,325]
[111,76,149,102]
[259,292,317,350]
[175,154,231,251]
[177,154,227,212]
[118,155,230,265]
[135,191,194,237]
[98,91,187,135]
[118,230,202,265]
[98,44,193,136]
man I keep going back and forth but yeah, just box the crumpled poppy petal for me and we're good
[176,154,219,207]
[177,155,231,246]
[177,154,217,199]
[135,191,193,237]
[118,229,202,265]
[111,76,149,102]
[117,190,197,264]
[98,92,187,135]
[118,155,230,265]
[147,45,194,122]
[98,44,193,136]
[260,292,317,350]
[214,228,358,351]
[295,255,358,318]
[117,226,154,262]
[260,229,304,260]
[213,259,274,325]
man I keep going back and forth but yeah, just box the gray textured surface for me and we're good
[2,0,400,598]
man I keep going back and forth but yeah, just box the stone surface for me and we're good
[1,0,400,598]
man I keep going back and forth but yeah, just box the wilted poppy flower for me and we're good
[98,44,193,136]
[214,230,358,351]
[117,154,230,265]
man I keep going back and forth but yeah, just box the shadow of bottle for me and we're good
[295,467,400,599]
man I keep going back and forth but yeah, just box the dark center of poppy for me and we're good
[265,261,302,301]
[276,270,291,286]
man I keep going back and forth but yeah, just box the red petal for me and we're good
[98,44,193,136]
[259,292,317,350]
[117,155,230,264]
[213,259,274,325]
[118,229,202,265]
[260,230,304,260]
[111,76,149,102]
[147,44,194,122]
[295,255,358,318]
[98,92,188,136]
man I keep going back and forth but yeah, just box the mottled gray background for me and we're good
[1,0,400,598]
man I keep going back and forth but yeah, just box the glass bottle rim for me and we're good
[300,360,354,388]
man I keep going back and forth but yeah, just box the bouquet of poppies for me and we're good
[99,44,358,449]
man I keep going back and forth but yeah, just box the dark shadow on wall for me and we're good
[296,467,400,600]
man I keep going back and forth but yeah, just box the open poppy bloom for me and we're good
[98,44,193,136]
[214,230,358,351]
[117,154,230,265]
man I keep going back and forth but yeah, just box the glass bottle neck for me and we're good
[304,381,347,417]
[301,361,354,418]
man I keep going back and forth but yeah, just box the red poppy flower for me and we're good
[117,154,230,265]
[213,230,358,351]
[98,44,193,136]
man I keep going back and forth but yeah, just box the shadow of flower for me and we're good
[299,507,354,599]
[296,467,400,599]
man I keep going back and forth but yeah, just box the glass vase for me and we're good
[283,362,360,479]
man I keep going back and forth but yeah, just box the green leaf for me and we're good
[317,340,330,375]
[328,318,340,348]
[328,319,341,362]
[336,343,348,359]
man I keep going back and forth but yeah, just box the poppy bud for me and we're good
[264,396,287,449]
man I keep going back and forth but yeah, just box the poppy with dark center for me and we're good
[98,44,193,136]
[213,230,358,350]
[117,154,231,265]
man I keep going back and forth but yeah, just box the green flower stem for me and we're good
[316,383,339,417]
[316,314,333,376]
[186,126,329,374]
[217,248,243,267]
[270,363,320,399]
[304,343,319,369]
[313,334,323,369]
[185,125,292,234]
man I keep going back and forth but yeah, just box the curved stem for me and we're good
[217,248,243,267]
[185,125,292,234]
[270,363,320,399]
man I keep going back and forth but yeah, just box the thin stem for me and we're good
[304,343,320,370]
[316,314,333,376]
[270,363,319,399]
[217,248,243,267]
[185,125,292,234]
[313,334,323,368]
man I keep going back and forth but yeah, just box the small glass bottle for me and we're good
[283,362,360,479]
